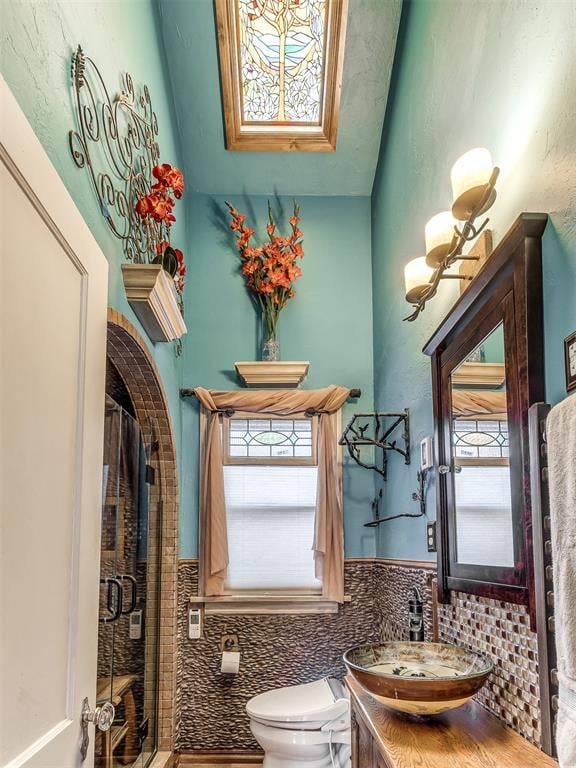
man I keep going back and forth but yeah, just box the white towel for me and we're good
[547,393,576,767]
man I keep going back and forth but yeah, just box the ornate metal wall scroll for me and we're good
[68,45,162,264]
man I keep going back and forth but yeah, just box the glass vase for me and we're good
[262,334,280,362]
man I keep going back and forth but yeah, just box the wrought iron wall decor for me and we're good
[365,469,429,527]
[339,411,410,481]
[68,45,162,264]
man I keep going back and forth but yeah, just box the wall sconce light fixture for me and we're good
[404,148,499,321]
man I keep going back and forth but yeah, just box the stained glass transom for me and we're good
[237,0,327,123]
[453,419,509,460]
[228,417,314,459]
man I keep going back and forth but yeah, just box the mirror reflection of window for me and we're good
[450,323,514,567]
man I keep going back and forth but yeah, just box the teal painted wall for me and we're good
[179,193,376,558]
[371,0,576,561]
[0,3,376,561]
[4,0,574,567]
[0,0,187,465]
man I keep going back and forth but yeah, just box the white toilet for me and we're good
[246,677,351,768]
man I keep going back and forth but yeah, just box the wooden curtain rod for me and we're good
[179,387,361,400]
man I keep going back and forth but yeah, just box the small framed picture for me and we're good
[564,331,576,393]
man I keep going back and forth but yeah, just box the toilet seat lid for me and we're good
[246,678,347,724]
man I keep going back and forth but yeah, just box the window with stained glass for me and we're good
[238,0,327,124]
[224,416,316,464]
[453,418,509,462]
[215,0,348,150]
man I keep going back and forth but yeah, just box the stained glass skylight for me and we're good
[216,0,348,151]
[237,0,327,124]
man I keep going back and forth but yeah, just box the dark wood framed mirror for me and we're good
[424,213,548,626]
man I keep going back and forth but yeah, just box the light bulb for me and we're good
[425,211,457,267]
[451,148,496,220]
[404,257,434,303]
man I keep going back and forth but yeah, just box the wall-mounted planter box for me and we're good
[235,361,309,387]
[122,264,187,343]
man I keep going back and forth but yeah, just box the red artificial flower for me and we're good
[135,192,175,223]
[135,195,152,219]
[230,214,246,232]
[242,260,259,276]
[226,200,302,322]
[167,168,184,199]
[150,194,175,222]
[151,163,185,199]
[236,227,255,248]
[156,239,170,255]
[286,263,302,281]
[291,242,304,258]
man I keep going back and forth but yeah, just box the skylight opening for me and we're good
[216,0,348,151]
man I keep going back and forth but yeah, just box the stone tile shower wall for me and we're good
[371,562,542,748]
[176,560,380,752]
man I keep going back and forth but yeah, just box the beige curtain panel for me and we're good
[194,385,351,602]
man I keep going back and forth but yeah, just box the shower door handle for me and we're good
[99,577,123,623]
[119,574,137,614]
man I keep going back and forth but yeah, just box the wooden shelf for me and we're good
[452,362,505,387]
[122,264,187,343]
[234,361,309,387]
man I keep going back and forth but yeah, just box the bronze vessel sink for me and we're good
[343,641,493,716]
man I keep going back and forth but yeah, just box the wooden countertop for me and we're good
[346,675,558,768]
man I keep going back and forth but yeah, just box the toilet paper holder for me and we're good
[220,633,240,653]
[220,633,241,676]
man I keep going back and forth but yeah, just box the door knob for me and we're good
[80,697,115,760]
[438,463,462,474]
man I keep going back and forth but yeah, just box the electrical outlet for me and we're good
[427,521,437,552]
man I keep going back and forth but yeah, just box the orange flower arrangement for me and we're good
[226,200,303,343]
[135,163,186,295]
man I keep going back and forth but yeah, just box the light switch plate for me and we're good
[420,436,434,471]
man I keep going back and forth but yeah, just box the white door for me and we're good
[0,76,108,767]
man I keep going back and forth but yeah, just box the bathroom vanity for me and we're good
[346,676,557,768]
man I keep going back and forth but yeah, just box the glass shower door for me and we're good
[96,398,160,768]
